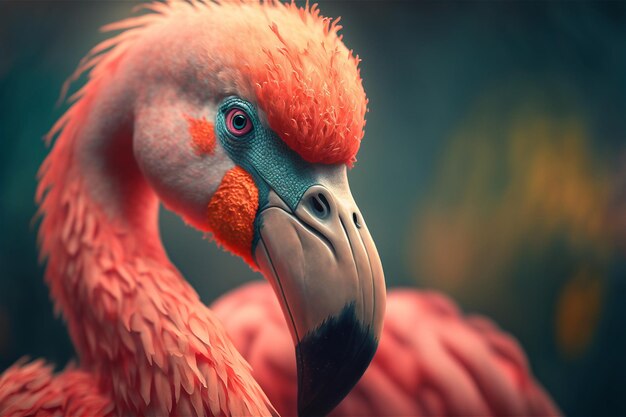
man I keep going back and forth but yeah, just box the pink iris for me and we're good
[225,108,253,136]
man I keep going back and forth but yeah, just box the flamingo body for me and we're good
[212,282,561,416]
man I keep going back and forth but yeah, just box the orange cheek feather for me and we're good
[206,166,259,266]
[186,116,216,155]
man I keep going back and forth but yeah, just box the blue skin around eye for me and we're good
[216,96,318,253]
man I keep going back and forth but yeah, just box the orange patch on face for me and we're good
[186,116,216,155]
[206,166,259,266]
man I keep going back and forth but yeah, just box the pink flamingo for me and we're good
[0,1,386,416]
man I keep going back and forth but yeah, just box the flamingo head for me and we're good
[130,2,386,415]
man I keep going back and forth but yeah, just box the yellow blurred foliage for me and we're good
[555,268,604,359]
[409,87,612,357]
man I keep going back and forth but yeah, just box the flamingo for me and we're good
[0,1,386,416]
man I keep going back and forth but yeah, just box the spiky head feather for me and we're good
[248,3,368,166]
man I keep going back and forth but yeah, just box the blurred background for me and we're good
[1,1,625,415]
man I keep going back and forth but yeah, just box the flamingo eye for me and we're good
[225,108,252,137]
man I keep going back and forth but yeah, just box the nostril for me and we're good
[353,212,362,229]
[309,193,331,219]
[318,193,330,212]
[311,197,324,213]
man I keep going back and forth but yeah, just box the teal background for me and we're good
[1,1,626,415]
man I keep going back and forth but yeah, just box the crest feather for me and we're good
[249,1,368,166]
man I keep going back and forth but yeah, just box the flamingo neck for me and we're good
[37,80,271,415]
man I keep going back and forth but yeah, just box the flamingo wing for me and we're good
[212,281,560,416]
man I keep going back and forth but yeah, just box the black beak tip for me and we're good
[295,303,378,417]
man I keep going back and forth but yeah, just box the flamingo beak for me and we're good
[254,167,386,417]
